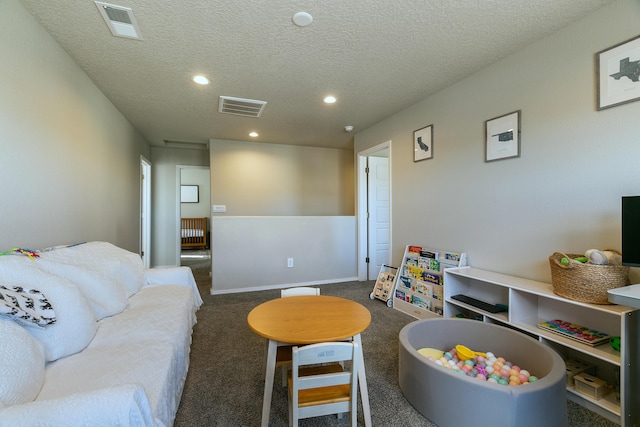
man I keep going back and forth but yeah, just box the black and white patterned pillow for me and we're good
[0,284,56,328]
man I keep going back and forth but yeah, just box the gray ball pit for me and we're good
[399,318,567,427]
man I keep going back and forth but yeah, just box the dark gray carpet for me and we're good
[174,262,616,427]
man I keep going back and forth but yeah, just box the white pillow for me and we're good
[41,242,144,297]
[34,258,128,320]
[0,318,45,406]
[0,257,97,361]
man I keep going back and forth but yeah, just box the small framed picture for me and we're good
[485,111,521,162]
[413,125,433,162]
[597,34,640,110]
[180,185,199,203]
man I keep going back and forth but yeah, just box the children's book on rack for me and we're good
[392,245,467,319]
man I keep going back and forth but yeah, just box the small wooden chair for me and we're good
[275,287,321,386]
[288,341,359,427]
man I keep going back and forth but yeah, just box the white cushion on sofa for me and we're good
[41,242,144,297]
[38,342,180,427]
[90,285,196,378]
[144,266,204,308]
[0,257,97,361]
[34,258,127,320]
[35,242,146,319]
[0,318,45,406]
[0,384,159,427]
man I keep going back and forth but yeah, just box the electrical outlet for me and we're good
[287,258,294,268]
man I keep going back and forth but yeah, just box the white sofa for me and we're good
[0,242,203,427]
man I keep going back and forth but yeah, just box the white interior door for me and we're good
[367,156,390,279]
[357,141,392,281]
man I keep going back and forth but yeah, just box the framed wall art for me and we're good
[180,185,199,203]
[413,125,433,162]
[485,110,521,162]
[597,34,640,110]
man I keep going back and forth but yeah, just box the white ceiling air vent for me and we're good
[218,96,267,118]
[95,2,143,40]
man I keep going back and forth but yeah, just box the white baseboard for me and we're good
[210,276,359,295]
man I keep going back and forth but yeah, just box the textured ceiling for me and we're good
[20,0,614,149]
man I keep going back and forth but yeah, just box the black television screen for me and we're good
[622,196,640,267]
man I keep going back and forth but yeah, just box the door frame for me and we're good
[175,165,211,267]
[140,156,151,268]
[356,140,392,281]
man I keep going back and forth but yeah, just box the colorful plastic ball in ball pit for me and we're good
[427,346,540,387]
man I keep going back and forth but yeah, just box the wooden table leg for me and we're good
[353,334,371,427]
[261,339,277,427]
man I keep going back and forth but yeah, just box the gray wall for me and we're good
[209,139,354,216]
[354,0,640,283]
[207,138,356,293]
[150,146,209,267]
[0,0,150,252]
[211,216,356,293]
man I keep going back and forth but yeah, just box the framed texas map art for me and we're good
[597,34,640,110]
[413,125,433,162]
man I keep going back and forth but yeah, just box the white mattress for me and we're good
[181,229,204,238]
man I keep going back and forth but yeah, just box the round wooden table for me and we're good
[248,295,371,343]
[247,295,372,427]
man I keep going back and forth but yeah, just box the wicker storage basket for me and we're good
[549,252,629,304]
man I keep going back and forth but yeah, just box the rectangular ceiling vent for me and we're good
[218,96,267,118]
[95,1,143,40]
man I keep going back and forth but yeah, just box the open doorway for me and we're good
[177,166,211,280]
[357,141,392,281]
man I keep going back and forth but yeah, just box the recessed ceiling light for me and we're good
[249,132,259,138]
[292,12,313,27]
[192,75,210,85]
[324,96,337,104]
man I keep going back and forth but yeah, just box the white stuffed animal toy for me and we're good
[585,249,622,266]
